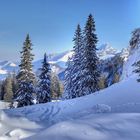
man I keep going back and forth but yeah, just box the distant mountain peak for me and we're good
[98,43,117,52]
[98,43,119,60]
[0,69,7,74]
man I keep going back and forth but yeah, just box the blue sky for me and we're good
[0,0,139,61]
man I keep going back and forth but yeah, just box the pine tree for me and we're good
[133,60,140,82]
[4,75,13,102]
[113,73,120,84]
[64,25,84,99]
[37,53,51,103]
[64,56,74,99]
[130,28,140,50]
[64,15,100,98]
[51,72,63,99]
[11,71,18,96]
[81,14,100,95]
[0,81,5,100]
[14,34,35,107]
[98,76,106,90]
[71,24,84,98]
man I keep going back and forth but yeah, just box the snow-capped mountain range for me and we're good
[0,43,126,80]
[98,43,119,59]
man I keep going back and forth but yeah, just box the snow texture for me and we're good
[0,75,140,139]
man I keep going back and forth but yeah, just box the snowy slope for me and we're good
[119,47,130,61]
[121,46,140,80]
[0,61,17,70]
[26,113,140,140]
[0,75,140,139]
[121,28,140,80]
[0,61,18,80]
[1,111,140,140]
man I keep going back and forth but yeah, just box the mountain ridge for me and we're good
[0,44,122,80]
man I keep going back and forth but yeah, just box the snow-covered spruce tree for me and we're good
[81,14,100,95]
[14,34,35,107]
[131,28,140,82]
[0,81,5,100]
[71,24,84,98]
[37,53,51,103]
[130,28,140,50]
[64,56,74,99]
[133,61,140,82]
[64,24,84,99]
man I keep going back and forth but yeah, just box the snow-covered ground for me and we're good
[25,113,140,140]
[121,46,140,80]
[0,101,10,110]
[0,75,140,140]
[1,110,140,140]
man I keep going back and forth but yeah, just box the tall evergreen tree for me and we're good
[64,56,74,99]
[14,34,35,107]
[37,53,51,103]
[81,14,100,95]
[65,24,83,99]
[72,24,84,97]
[130,28,140,50]
[65,24,84,99]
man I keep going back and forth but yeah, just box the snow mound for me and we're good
[0,111,41,140]
[92,104,111,113]
[9,129,34,139]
